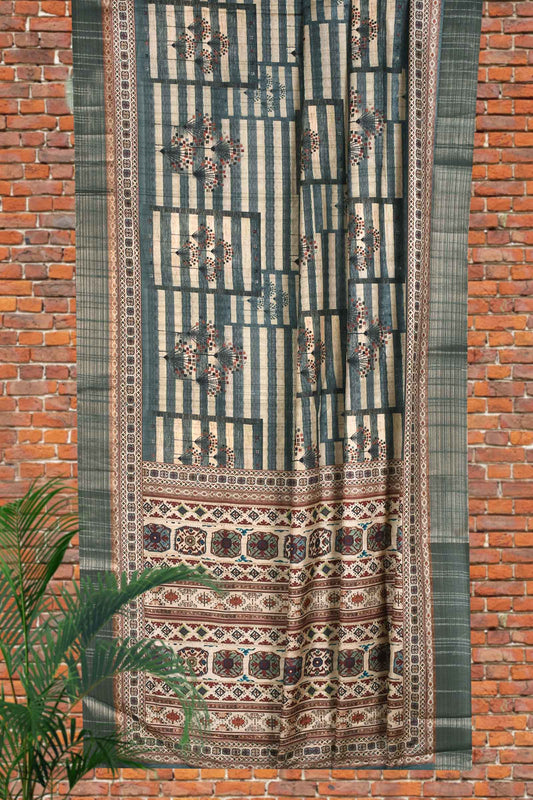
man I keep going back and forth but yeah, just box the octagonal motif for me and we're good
[211,528,241,558]
[247,531,279,560]
[144,523,171,552]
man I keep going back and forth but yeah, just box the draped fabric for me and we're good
[73,0,482,769]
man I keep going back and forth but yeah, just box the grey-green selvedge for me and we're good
[428,0,483,770]
[72,0,115,740]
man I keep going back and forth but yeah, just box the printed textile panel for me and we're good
[73,0,482,769]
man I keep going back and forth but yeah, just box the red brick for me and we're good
[66,783,108,797]
[4,444,55,461]
[110,782,160,796]
[213,781,265,795]
[370,782,423,796]
[422,782,472,797]
[268,782,316,797]
[29,17,71,31]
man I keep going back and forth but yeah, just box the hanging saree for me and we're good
[73,0,482,769]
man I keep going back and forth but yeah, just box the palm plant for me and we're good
[0,480,216,800]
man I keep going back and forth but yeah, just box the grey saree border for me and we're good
[72,0,116,739]
[429,0,483,770]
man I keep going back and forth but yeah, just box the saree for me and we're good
[73,0,482,769]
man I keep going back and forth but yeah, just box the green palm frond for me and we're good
[0,480,77,649]
[77,637,208,743]
[31,714,81,790]
[27,564,219,692]
[63,731,146,789]
[0,692,34,800]
[0,479,218,799]
[0,698,32,738]
[72,565,218,647]
[31,715,143,793]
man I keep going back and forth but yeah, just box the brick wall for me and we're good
[0,0,75,494]
[0,1,531,798]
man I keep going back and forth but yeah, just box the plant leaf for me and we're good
[0,480,77,650]
[34,564,219,688]
[78,637,208,744]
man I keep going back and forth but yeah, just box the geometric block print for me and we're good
[153,412,264,470]
[152,206,261,295]
[63,0,476,769]
[300,100,345,184]
[140,487,404,764]
[148,2,258,87]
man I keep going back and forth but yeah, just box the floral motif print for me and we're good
[304,648,333,677]
[175,525,207,555]
[251,281,289,319]
[178,432,235,469]
[176,225,233,282]
[349,131,365,167]
[344,425,387,462]
[284,534,307,563]
[165,319,246,396]
[366,522,392,552]
[368,642,390,673]
[173,16,229,74]
[351,9,378,60]
[283,656,303,685]
[297,235,318,267]
[161,113,243,190]
[211,444,235,467]
[349,89,384,165]
[346,299,391,377]
[297,327,326,386]
[338,649,364,677]
[213,650,244,678]
[245,75,286,112]
[249,651,281,679]
[393,649,404,676]
[335,526,363,555]
[347,213,380,273]
[178,647,209,677]
[247,531,279,560]
[294,427,320,469]
[396,526,403,552]
[300,128,320,172]
[211,528,242,558]
[309,528,331,558]
[349,342,375,377]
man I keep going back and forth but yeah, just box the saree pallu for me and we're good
[73,0,482,769]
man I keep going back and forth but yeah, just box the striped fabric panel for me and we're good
[142,0,406,472]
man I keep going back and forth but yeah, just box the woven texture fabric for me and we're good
[73,0,482,769]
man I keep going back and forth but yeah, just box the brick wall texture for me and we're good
[0,0,531,797]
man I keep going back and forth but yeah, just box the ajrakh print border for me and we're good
[142,460,403,504]
[402,0,443,766]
